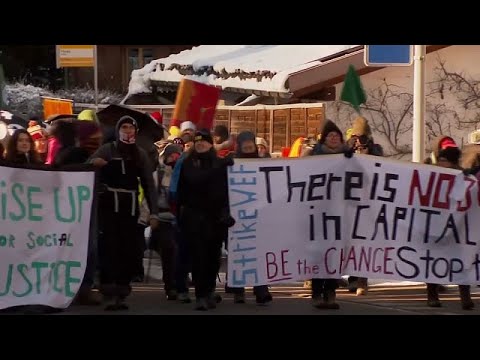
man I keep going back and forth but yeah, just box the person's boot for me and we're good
[254,286,272,305]
[207,293,218,309]
[233,292,246,304]
[74,287,102,306]
[347,277,358,293]
[312,294,325,309]
[177,292,192,304]
[459,285,474,310]
[166,289,177,301]
[426,283,441,307]
[104,296,129,311]
[194,297,208,311]
[356,278,368,296]
[324,289,340,310]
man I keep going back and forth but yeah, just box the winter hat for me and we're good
[351,116,372,137]
[116,116,138,144]
[149,111,163,125]
[172,137,185,147]
[255,137,268,148]
[194,130,213,144]
[77,109,98,122]
[318,120,343,144]
[438,137,460,164]
[180,121,196,133]
[469,129,480,145]
[116,116,138,134]
[160,143,183,158]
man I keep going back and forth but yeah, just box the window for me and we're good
[128,47,154,74]
[142,48,154,66]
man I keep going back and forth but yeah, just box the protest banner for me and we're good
[0,164,95,310]
[227,154,480,287]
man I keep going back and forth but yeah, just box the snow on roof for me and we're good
[126,45,360,98]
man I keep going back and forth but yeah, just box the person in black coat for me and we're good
[176,129,233,311]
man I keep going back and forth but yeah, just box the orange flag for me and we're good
[171,79,220,131]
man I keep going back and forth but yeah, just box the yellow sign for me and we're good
[56,45,95,68]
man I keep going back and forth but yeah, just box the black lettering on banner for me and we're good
[286,166,306,202]
[327,173,341,200]
[377,173,399,202]
[309,206,315,241]
[420,249,435,279]
[435,214,460,244]
[420,209,441,244]
[395,246,420,279]
[307,174,326,201]
[449,258,463,282]
[371,204,389,241]
[344,172,363,201]
[323,213,341,240]
[432,257,449,279]
[407,208,415,242]
[369,163,382,200]
[464,215,476,246]
[392,207,407,241]
[259,166,283,204]
[352,205,369,240]
[472,254,480,281]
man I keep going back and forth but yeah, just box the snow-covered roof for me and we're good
[127,45,361,98]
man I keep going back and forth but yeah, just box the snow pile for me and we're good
[127,45,360,97]
[5,83,123,117]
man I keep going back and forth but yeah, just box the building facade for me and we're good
[68,45,194,93]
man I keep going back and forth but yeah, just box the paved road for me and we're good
[45,256,478,315]
[62,281,480,315]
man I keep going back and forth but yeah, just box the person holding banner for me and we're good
[227,131,273,305]
[424,136,474,310]
[345,117,383,296]
[90,115,160,311]
[306,119,352,309]
[176,129,234,311]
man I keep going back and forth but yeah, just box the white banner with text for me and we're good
[227,154,480,287]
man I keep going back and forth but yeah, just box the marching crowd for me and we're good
[1,109,479,312]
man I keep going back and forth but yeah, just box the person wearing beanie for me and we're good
[225,131,273,305]
[343,117,383,296]
[180,121,196,136]
[426,136,461,167]
[306,119,351,310]
[423,136,474,310]
[140,142,184,300]
[77,109,98,122]
[176,129,234,310]
[255,137,271,158]
[89,115,160,311]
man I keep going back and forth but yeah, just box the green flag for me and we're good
[0,64,6,109]
[340,64,366,112]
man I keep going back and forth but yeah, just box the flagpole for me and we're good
[412,45,426,163]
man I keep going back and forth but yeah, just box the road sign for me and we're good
[364,45,413,66]
[56,45,95,68]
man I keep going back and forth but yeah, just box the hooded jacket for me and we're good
[88,116,159,219]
